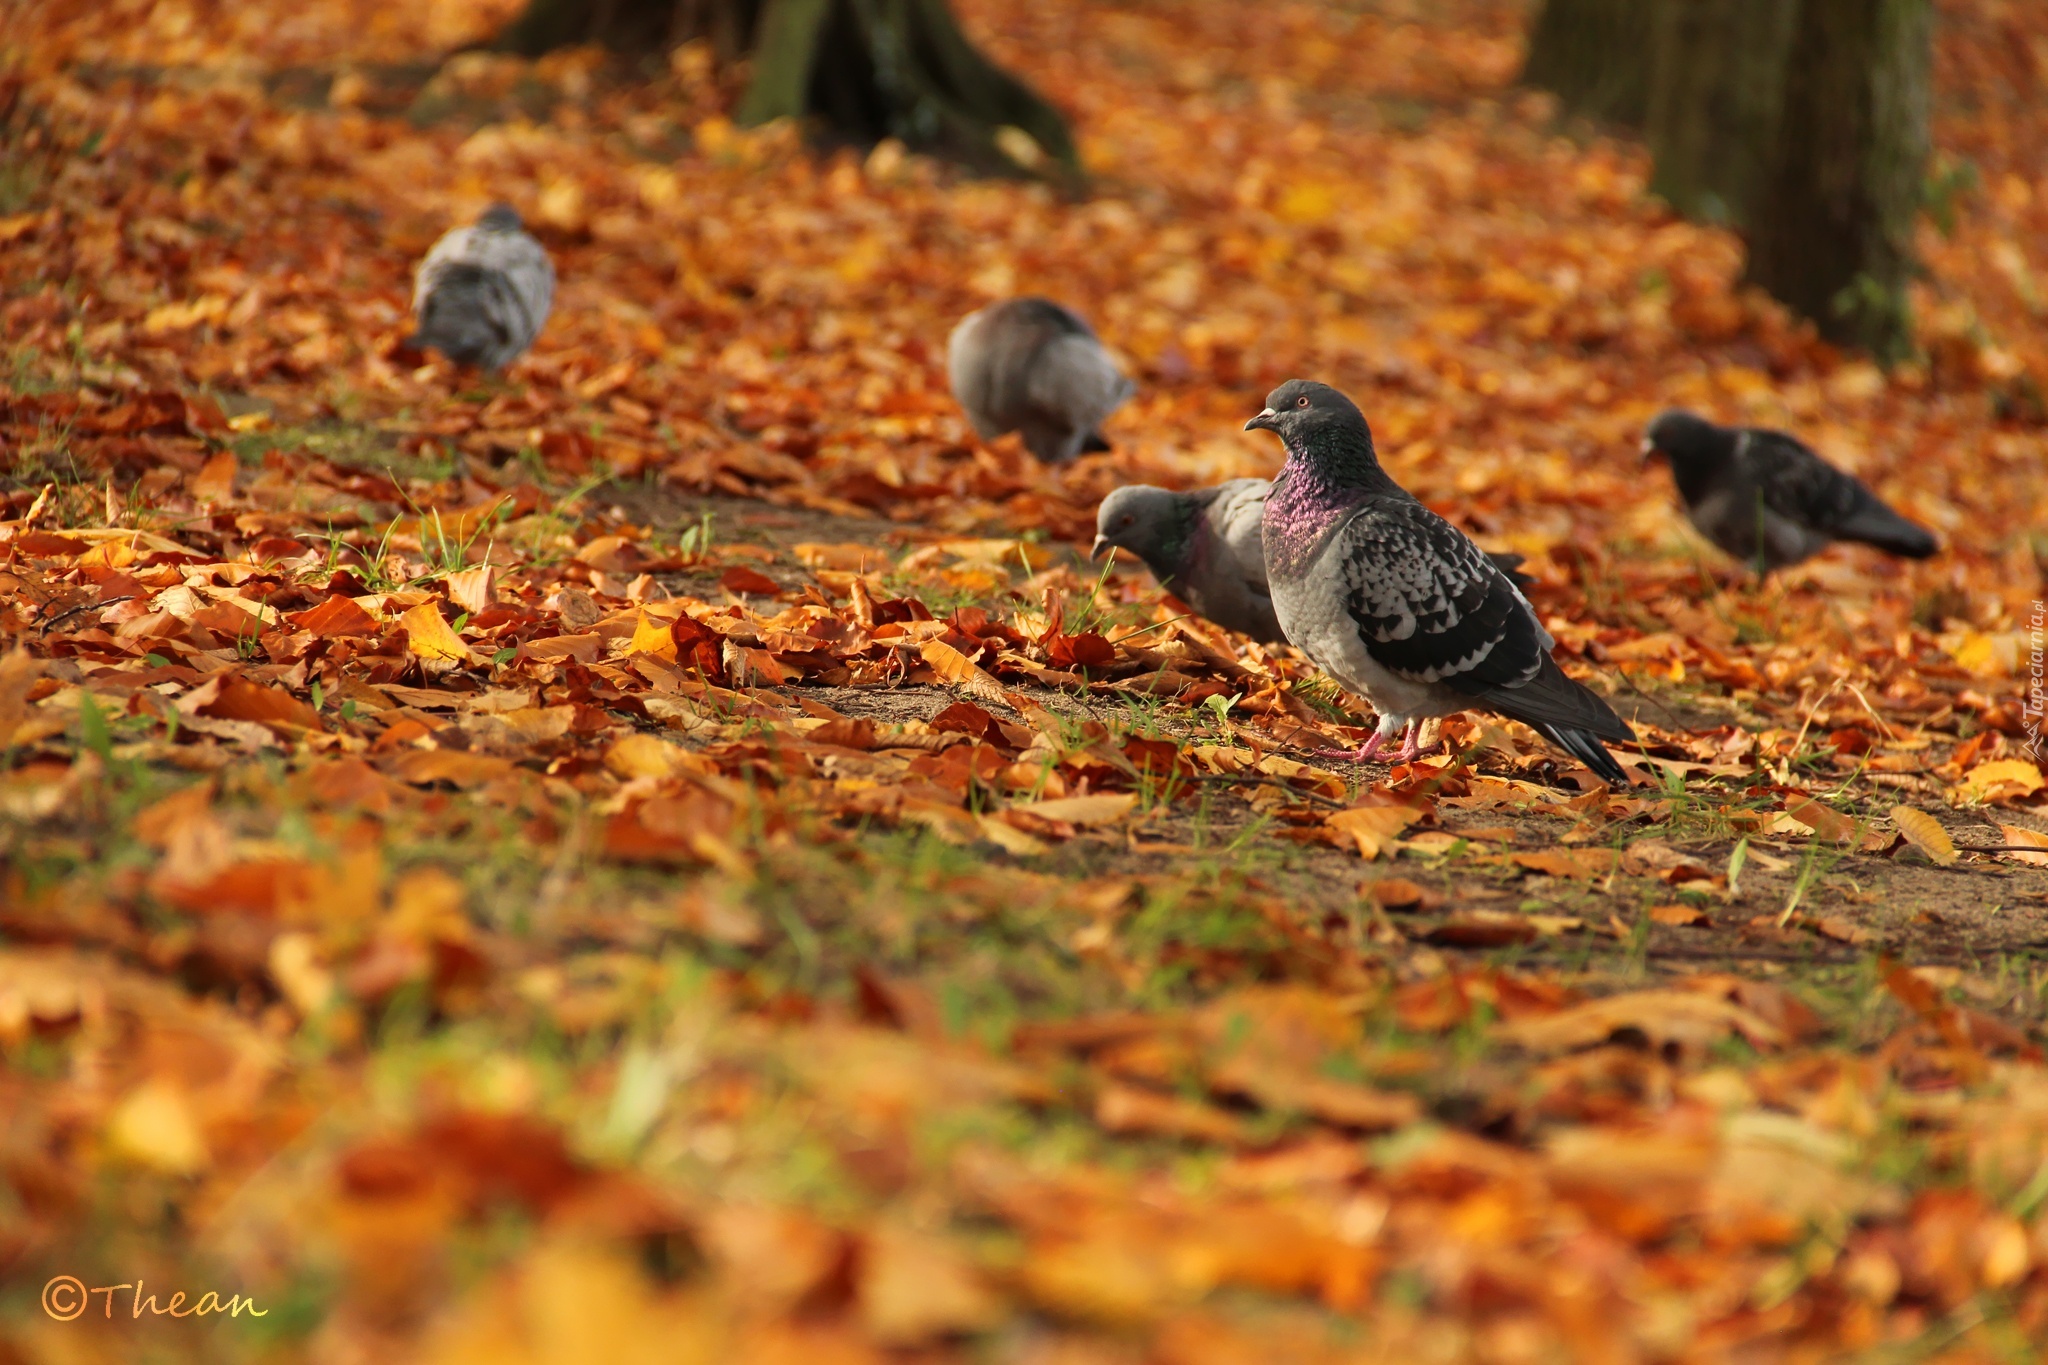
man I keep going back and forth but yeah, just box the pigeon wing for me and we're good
[1334,499,1633,744]
[1745,429,1935,558]
[1023,334,1134,461]
[1206,479,1273,595]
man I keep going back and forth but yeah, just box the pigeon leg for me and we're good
[1319,715,1398,763]
[1384,720,1441,765]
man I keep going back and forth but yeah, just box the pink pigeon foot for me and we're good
[1317,728,1388,763]
[1384,722,1441,765]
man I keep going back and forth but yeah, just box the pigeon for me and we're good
[1092,479,1285,642]
[1248,379,1635,785]
[1642,410,1938,573]
[406,204,555,371]
[947,297,1135,464]
[1091,479,1536,646]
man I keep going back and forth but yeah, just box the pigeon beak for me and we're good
[1089,535,1111,561]
[1245,408,1278,433]
[1639,436,1662,466]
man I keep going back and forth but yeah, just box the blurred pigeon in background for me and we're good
[1248,379,1635,784]
[948,297,1134,463]
[406,204,555,371]
[1643,409,1938,573]
[1092,479,1535,645]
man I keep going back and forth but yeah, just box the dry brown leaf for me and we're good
[1891,805,1958,866]
[1996,823,2048,867]
[1325,803,1421,859]
[1496,989,1786,1055]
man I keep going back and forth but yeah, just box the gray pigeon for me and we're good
[406,204,554,371]
[948,297,1135,463]
[1643,410,1937,573]
[1091,479,1536,646]
[1248,380,1635,784]
[1092,479,1285,642]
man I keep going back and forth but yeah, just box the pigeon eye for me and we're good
[1295,395,1310,408]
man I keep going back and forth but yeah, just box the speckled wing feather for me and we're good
[1330,497,1633,744]
[1332,497,1544,689]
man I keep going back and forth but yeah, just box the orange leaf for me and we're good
[190,450,238,505]
[920,639,1006,705]
[196,675,324,733]
[292,594,381,638]
[1996,824,2048,867]
[719,565,782,596]
[398,601,472,665]
[1510,848,1613,880]
[622,611,679,662]
[1325,803,1421,859]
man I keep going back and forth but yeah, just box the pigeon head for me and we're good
[477,203,524,232]
[1244,379,1383,488]
[1642,409,1727,469]
[1092,485,1196,568]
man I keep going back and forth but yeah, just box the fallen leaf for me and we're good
[1496,989,1786,1055]
[1891,806,1958,866]
[1955,759,2045,805]
[399,600,473,665]
[1326,803,1421,859]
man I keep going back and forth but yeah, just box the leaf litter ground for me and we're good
[3,0,2048,1361]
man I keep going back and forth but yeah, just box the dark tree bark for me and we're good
[1644,0,1796,227]
[1743,0,1932,361]
[1519,0,1656,128]
[492,0,1082,186]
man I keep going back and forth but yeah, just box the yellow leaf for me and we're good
[1891,806,1957,867]
[399,600,472,664]
[622,611,677,662]
[1956,759,2046,805]
[1009,794,1137,828]
[1324,803,1421,859]
[142,293,228,334]
[605,733,689,781]
[920,639,1007,705]
[108,1081,209,1174]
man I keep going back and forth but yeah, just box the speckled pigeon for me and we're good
[1248,379,1634,784]
[1092,479,1535,646]
[1643,410,1937,573]
[948,297,1134,464]
[406,204,554,371]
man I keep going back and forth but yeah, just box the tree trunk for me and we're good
[1644,0,1796,227]
[492,0,1082,187]
[1519,0,1657,128]
[1742,0,1932,362]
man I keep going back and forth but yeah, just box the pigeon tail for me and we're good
[1832,504,1938,559]
[1537,724,1630,787]
[1080,429,1114,454]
